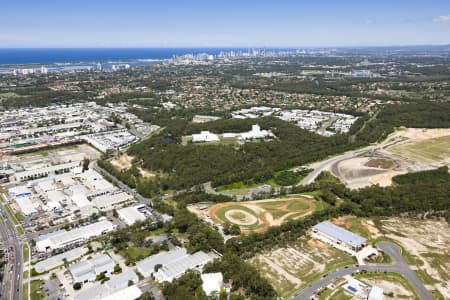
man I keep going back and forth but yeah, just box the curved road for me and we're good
[291,242,433,300]
[299,148,368,185]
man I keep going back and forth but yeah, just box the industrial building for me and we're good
[154,251,212,283]
[35,247,88,273]
[70,253,115,283]
[192,131,220,143]
[91,192,134,211]
[74,271,140,300]
[192,115,221,123]
[368,286,384,300]
[136,247,188,278]
[15,161,81,181]
[35,219,116,252]
[117,204,152,225]
[311,221,367,253]
[201,272,224,296]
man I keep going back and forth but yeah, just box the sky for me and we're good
[1,0,450,48]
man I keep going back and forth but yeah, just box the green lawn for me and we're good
[22,244,30,263]
[286,201,309,211]
[120,246,155,262]
[22,284,28,300]
[30,280,45,300]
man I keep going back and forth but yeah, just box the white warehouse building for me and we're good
[35,219,116,252]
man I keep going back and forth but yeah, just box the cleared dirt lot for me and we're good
[206,197,318,233]
[330,128,450,189]
[335,216,450,299]
[249,237,355,298]
[110,153,134,170]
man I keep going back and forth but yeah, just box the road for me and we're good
[291,242,433,300]
[299,148,368,185]
[91,161,153,206]
[0,199,23,300]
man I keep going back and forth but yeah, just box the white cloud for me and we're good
[433,15,450,23]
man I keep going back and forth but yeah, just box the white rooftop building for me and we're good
[70,253,115,283]
[35,247,87,273]
[117,204,149,225]
[192,131,220,143]
[91,192,134,211]
[238,124,273,141]
[35,219,116,252]
[201,272,223,296]
[368,286,384,300]
[154,251,212,283]
[136,247,188,278]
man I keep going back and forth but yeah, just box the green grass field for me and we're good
[388,135,450,164]
[30,280,44,300]
[23,244,30,263]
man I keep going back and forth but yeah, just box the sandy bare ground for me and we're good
[379,218,450,298]
[110,154,134,170]
[332,156,404,189]
[392,128,450,140]
[361,278,414,299]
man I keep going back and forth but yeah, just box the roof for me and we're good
[105,271,138,290]
[155,251,212,282]
[92,192,133,209]
[15,196,37,215]
[47,220,115,248]
[117,205,146,225]
[101,285,142,300]
[313,221,366,247]
[201,272,223,295]
[35,247,87,273]
[368,286,384,300]
[70,253,114,279]
[136,248,187,276]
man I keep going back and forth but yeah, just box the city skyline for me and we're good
[1,0,450,48]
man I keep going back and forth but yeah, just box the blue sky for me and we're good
[1,0,450,47]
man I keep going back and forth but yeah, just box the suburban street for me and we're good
[291,242,434,300]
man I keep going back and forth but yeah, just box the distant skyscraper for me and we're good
[97,63,102,71]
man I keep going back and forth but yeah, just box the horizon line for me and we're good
[1,43,450,50]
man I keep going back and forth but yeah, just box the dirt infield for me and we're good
[208,197,317,233]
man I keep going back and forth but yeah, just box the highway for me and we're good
[291,242,433,300]
[0,200,23,300]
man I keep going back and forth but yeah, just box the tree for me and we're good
[82,158,90,172]
[229,224,241,235]
[113,264,122,273]
[138,291,155,300]
[154,264,163,272]
[73,282,82,290]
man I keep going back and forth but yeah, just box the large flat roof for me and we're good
[313,221,366,247]
[155,251,212,282]
[136,247,187,275]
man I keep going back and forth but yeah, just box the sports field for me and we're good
[208,197,322,233]
[387,135,450,165]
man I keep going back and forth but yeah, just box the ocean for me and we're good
[0,48,246,65]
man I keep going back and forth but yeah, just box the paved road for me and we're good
[91,161,153,206]
[291,242,433,300]
[0,200,23,300]
[298,148,368,185]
